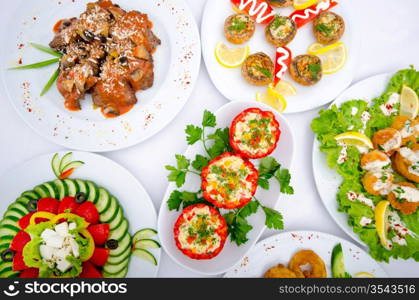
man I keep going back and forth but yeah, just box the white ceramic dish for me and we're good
[1,0,200,152]
[0,151,160,278]
[201,0,357,114]
[158,100,295,275]
[225,230,387,277]
[312,72,418,272]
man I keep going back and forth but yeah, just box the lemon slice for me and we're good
[354,272,375,278]
[375,200,392,250]
[400,85,419,119]
[215,42,249,68]
[307,42,347,74]
[268,81,297,97]
[293,0,318,10]
[334,132,373,149]
[256,91,287,112]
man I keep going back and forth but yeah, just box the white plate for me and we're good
[0,151,160,278]
[1,0,200,152]
[225,231,387,277]
[201,0,357,114]
[158,100,295,275]
[312,72,418,270]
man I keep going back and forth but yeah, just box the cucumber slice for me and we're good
[96,188,111,214]
[106,248,131,265]
[133,239,161,249]
[0,263,19,278]
[53,179,67,200]
[132,248,157,266]
[109,232,131,257]
[75,179,89,197]
[108,206,123,230]
[63,179,78,196]
[34,184,49,198]
[42,181,59,199]
[99,197,117,223]
[103,257,130,274]
[132,228,157,243]
[16,196,31,207]
[0,216,20,228]
[0,241,11,250]
[109,219,128,241]
[51,153,61,177]
[59,152,73,173]
[61,161,84,174]
[8,203,28,215]
[3,208,26,219]
[103,267,128,278]
[331,243,349,278]
[0,224,20,237]
[86,181,99,204]
[21,190,40,200]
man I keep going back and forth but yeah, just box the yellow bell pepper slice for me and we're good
[29,212,56,226]
[79,228,95,261]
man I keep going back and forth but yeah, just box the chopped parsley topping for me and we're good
[228,18,247,32]
[254,66,273,79]
[271,16,286,29]
[308,63,321,80]
[315,23,334,36]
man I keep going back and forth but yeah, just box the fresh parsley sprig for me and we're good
[257,156,294,194]
[165,154,200,188]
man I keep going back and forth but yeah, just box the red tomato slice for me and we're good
[10,231,31,252]
[37,198,60,214]
[229,107,281,159]
[79,261,103,278]
[18,212,34,229]
[12,252,29,271]
[57,196,80,214]
[19,268,39,278]
[201,152,258,209]
[87,224,110,246]
[89,248,110,267]
[74,202,99,225]
[174,204,228,260]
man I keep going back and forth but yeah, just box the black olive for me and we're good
[27,199,38,212]
[1,249,15,262]
[119,56,128,65]
[100,36,107,43]
[83,30,94,42]
[63,20,72,27]
[75,192,87,204]
[106,239,119,250]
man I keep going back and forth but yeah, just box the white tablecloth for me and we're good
[1,0,418,277]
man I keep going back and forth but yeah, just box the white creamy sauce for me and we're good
[392,235,407,246]
[238,0,276,23]
[351,107,358,116]
[399,147,419,176]
[380,93,400,116]
[275,47,290,80]
[348,125,354,130]
[382,132,401,153]
[337,144,348,164]
[392,185,419,203]
[372,171,393,195]
[400,120,419,138]
[388,211,417,238]
[291,0,330,22]
[363,158,390,171]
[360,111,371,133]
[346,191,375,209]
[360,217,373,227]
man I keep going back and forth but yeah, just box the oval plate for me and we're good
[225,231,387,277]
[158,100,295,275]
[1,0,200,152]
[201,0,357,113]
[0,151,160,278]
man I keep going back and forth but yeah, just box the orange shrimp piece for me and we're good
[388,182,419,215]
[362,171,393,196]
[391,116,419,146]
[372,128,402,156]
[360,150,391,171]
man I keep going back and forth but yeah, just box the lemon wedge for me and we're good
[334,132,373,149]
[375,200,392,250]
[400,85,419,119]
[256,91,287,112]
[215,42,249,68]
[268,81,297,97]
[307,42,347,74]
[293,0,318,10]
[354,272,375,278]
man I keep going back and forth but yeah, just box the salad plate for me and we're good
[158,101,295,275]
[1,0,200,152]
[201,0,358,113]
[0,151,160,278]
[225,231,387,277]
[312,69,419,274]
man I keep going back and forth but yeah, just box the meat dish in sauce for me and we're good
[49,0,160,118]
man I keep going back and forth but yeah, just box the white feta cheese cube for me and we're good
[39,245,55,261]
[69,238,80,258]
[68,222,77,231]
[56,258,72,273]
[55,222,69,237]
[41,229,57,240]
[44,233,65,248]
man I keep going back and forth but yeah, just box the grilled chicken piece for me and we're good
[128,58,154,91]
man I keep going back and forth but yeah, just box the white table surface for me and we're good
[1,0,418,278]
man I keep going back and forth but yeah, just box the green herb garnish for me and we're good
[271,16,286,29]
[228,18,247,32]
[8,58,60,70]
[315,24,334,36]
[308,63,321,80]
[255,66,273,79]
[30,43,62,57]
[40,68,60,96]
